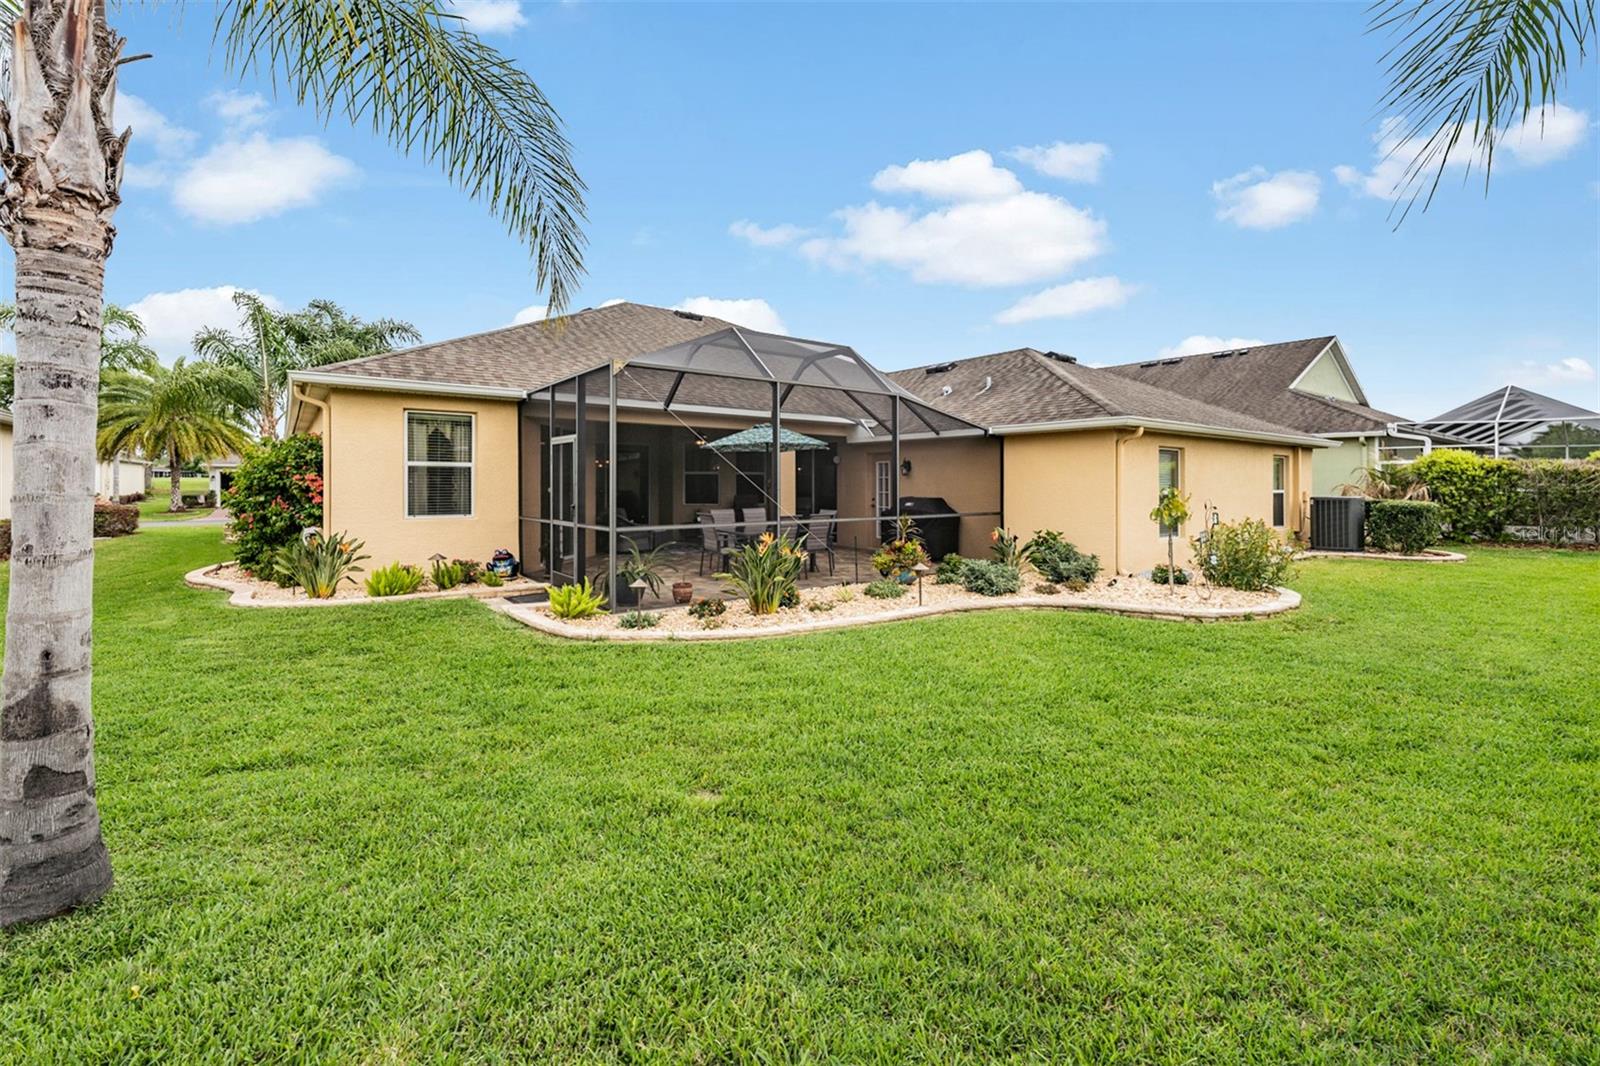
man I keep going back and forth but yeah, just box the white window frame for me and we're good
[874,459,893,516]
[683,443,720,506]
[1157,447,1182,536]
[405,409,475,519]
[1271,455,1287,528]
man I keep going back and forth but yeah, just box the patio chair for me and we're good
[803,509,837,575]
[704,508,739,573]
[738,506,768,541]
[696,514,721,575]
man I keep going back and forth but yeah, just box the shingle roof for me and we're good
[310,301,735,392]
[888,349,1327,443]
[1099,336,1410,434]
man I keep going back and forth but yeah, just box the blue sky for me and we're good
[12,1,1598,418]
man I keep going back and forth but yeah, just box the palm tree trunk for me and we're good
[168,444,183,512]
[0,0,127,927]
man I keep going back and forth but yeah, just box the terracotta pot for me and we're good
[672,581,694,604]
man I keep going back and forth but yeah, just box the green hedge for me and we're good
[94,501,140,538]
[1402,451,1600,544]
[222,434,324,577]
[1366,500,1442,554]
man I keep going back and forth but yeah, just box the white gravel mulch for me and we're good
[187,562,540,607]
[493,573,1298,642]
[1297,548,1466,563]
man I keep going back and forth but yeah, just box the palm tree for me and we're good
[97,361,256,513]
[0,0,585,927]
[1372,0,1596,218]
[194,293,420,439]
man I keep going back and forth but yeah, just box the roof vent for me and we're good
[1139,360,1161,368]
[1212,347,1249,358]
[924,362,957,375]
[1161,358,1181,365]
[939,385,953,397]
[977,375,993,395]
[672,310,703,321]
[1042,350,1077,364]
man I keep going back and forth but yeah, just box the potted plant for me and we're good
[872,534,929,584]
[671,580,694,604]
[615,537,671,607]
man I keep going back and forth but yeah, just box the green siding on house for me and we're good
[1293,349,1360,403]
[1312,437,1375,495]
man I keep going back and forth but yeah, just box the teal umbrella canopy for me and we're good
[702,423,829,452]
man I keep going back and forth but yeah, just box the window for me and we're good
[733,451,767,503]
[406,411,473,517]
[1272,455,1287,527]
[1157,448,1181,535]
[683,443,719,505]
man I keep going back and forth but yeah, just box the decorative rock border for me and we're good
[1298,549,1466,563]
[486,586,1301,643]
[185,563,543,608]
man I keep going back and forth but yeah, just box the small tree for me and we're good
[1149,488,1191,594]
[223,435,326,578]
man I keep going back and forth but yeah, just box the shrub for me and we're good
[872,536,928,579]
[1033,582,1061,595]
[863,578,906,599]
[1192,519,1294,591]
[548,578,606,619]
[430,558,465,590]
[1407,450,1521,539]
[479,568,504,588]
[1063,576,1089,592]
[1367,500,1443,554]
[962,559,1021,596]
[989,527,1031,568]
[1513,460,1600,545]
[1150,564,1189,586]
[93,501,139,538]
[450,558,483,584]
[716,533,807,615]
[934,553,968,584]
[688,597,726,620]
[1027,530,1100,584]
[618,610,661,630]
[274,530,367,599]
[807,599,836,612]
[365,562,424,597]
[223,434,324,576]
[0,519,9,561]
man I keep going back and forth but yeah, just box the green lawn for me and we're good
[135,476,214,523]
[2,529,1595,1063]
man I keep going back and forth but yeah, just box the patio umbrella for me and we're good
[702,423,829,452]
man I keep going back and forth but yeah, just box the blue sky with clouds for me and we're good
[9,1,1597,418]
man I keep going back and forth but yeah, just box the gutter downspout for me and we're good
[292,384,331,527]
[1113,426,1145,575]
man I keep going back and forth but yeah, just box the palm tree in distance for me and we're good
[1372,0,1596,219]
[0,0,585,927]
[97,361,256,513]
[194,293,420,439]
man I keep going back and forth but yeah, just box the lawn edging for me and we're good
[1298,548,1467,563]
[488,586,1302,642]
[185,563,543,607]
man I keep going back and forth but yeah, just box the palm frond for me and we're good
[1371,0,1596,221]
[213,0,586,312]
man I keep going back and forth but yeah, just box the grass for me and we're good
[134,477,214,523]
[2,528,1595,1062]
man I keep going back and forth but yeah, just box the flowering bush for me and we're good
[1192,519,1294,591]
[223,434,324,579]
[716,533,808,614]
[872,536,928,579]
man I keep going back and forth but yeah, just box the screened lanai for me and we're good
[518,326,996,608]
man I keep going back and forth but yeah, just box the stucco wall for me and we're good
[836,435,1002,556]
[1293,348,1357,401]
[0,421,12,521]
[323,388,521,568]
[1002,428,1310,575]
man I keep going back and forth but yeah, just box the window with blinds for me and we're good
[406,411,473,517]
[1272,455,1287,527]
[1157,448,1181,536]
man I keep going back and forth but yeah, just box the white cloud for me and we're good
[801,191,1106,287]
[1336,103,1592,199]
[446,0,526,33]
[114,93,198,157]
[673,297,787,334]
[1157,335,1265,358]
[206,90,268,131]
[1008,141,1110,183]
[994,276,1138,325]
[127,285,283,360]
[1212,167,1320,229]
[1521,356,1597,386]
[173,134,357,224]
[512,304,548,325]
[729,220,808,247]
[870,149,1022,202]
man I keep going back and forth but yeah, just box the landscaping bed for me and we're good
[188,561,540,606]
[504,575,1297,641]
[1299,547,1466,562]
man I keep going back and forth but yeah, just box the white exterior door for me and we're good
[874,460,892,516]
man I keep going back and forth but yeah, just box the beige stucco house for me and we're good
[284,303,1354,583]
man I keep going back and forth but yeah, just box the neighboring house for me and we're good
[286,302,1333,578]
[1411,386,1600,459]
[0,410,11,521]
[208,453,242,506]
[1097,336,1445,494]
[95,454,150,502]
